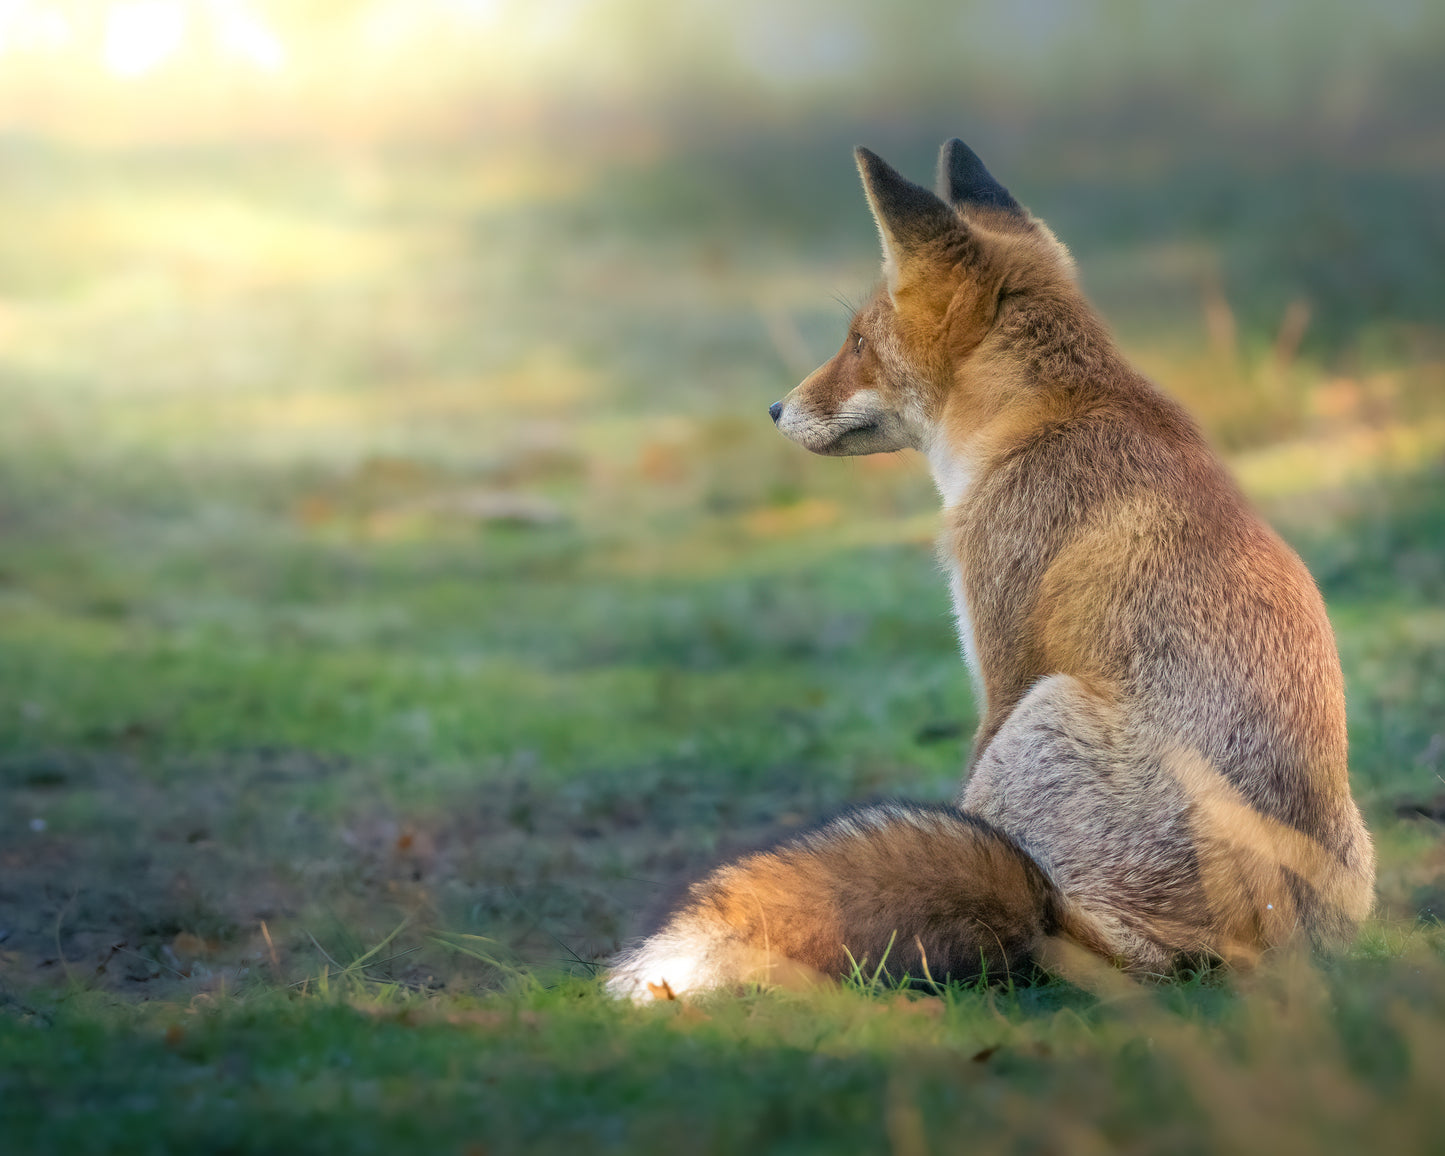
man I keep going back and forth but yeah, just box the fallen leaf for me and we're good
[172,932,218,959]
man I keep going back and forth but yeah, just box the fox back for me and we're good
[608,140,1374,999]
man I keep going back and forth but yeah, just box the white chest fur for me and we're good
[946,558,986,713]
[927,436,987,712]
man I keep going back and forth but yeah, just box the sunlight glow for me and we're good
[0,0,71,54]
[0,0,286,78]
[208,0,283,72]
[104,1,186,77]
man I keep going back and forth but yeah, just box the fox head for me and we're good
[770,140,1080,472]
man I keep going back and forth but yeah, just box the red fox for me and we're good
[608,140,1375,999]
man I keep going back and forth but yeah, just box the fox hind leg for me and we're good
[961,674,1216,969]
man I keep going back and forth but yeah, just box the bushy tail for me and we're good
[607,802,1099,1000]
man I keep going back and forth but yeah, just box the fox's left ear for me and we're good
[855,147,960,296]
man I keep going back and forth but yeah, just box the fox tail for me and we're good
[606,802,1106,1000]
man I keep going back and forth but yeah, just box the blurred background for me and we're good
[1,0,1443,989]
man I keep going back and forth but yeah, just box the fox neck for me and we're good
[920,294,1121,510]
[925,430,975,508]
[920,304,1120,714]
[918,367,1029,511]
[922,411,986,709]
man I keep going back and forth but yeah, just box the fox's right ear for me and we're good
[935,138,1021,213]
[855,146,959,295]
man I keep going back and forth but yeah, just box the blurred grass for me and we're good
[7,948,1445,1156]
[1,115,1444,1153]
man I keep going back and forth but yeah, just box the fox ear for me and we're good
[855,146,959,292]
[935,138,1020,212]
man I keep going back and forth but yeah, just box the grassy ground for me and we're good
[2,133,1444,1153]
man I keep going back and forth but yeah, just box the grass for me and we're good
[8,952,1445,1155]
[1,127,1444,1154]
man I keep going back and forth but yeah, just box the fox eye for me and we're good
[854,335,865,354]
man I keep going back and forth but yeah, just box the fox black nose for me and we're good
[769,401,783,423]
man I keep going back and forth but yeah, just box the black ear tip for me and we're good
[854,144,955,244]
[937,136,1019,211]
[939,137,985,174]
